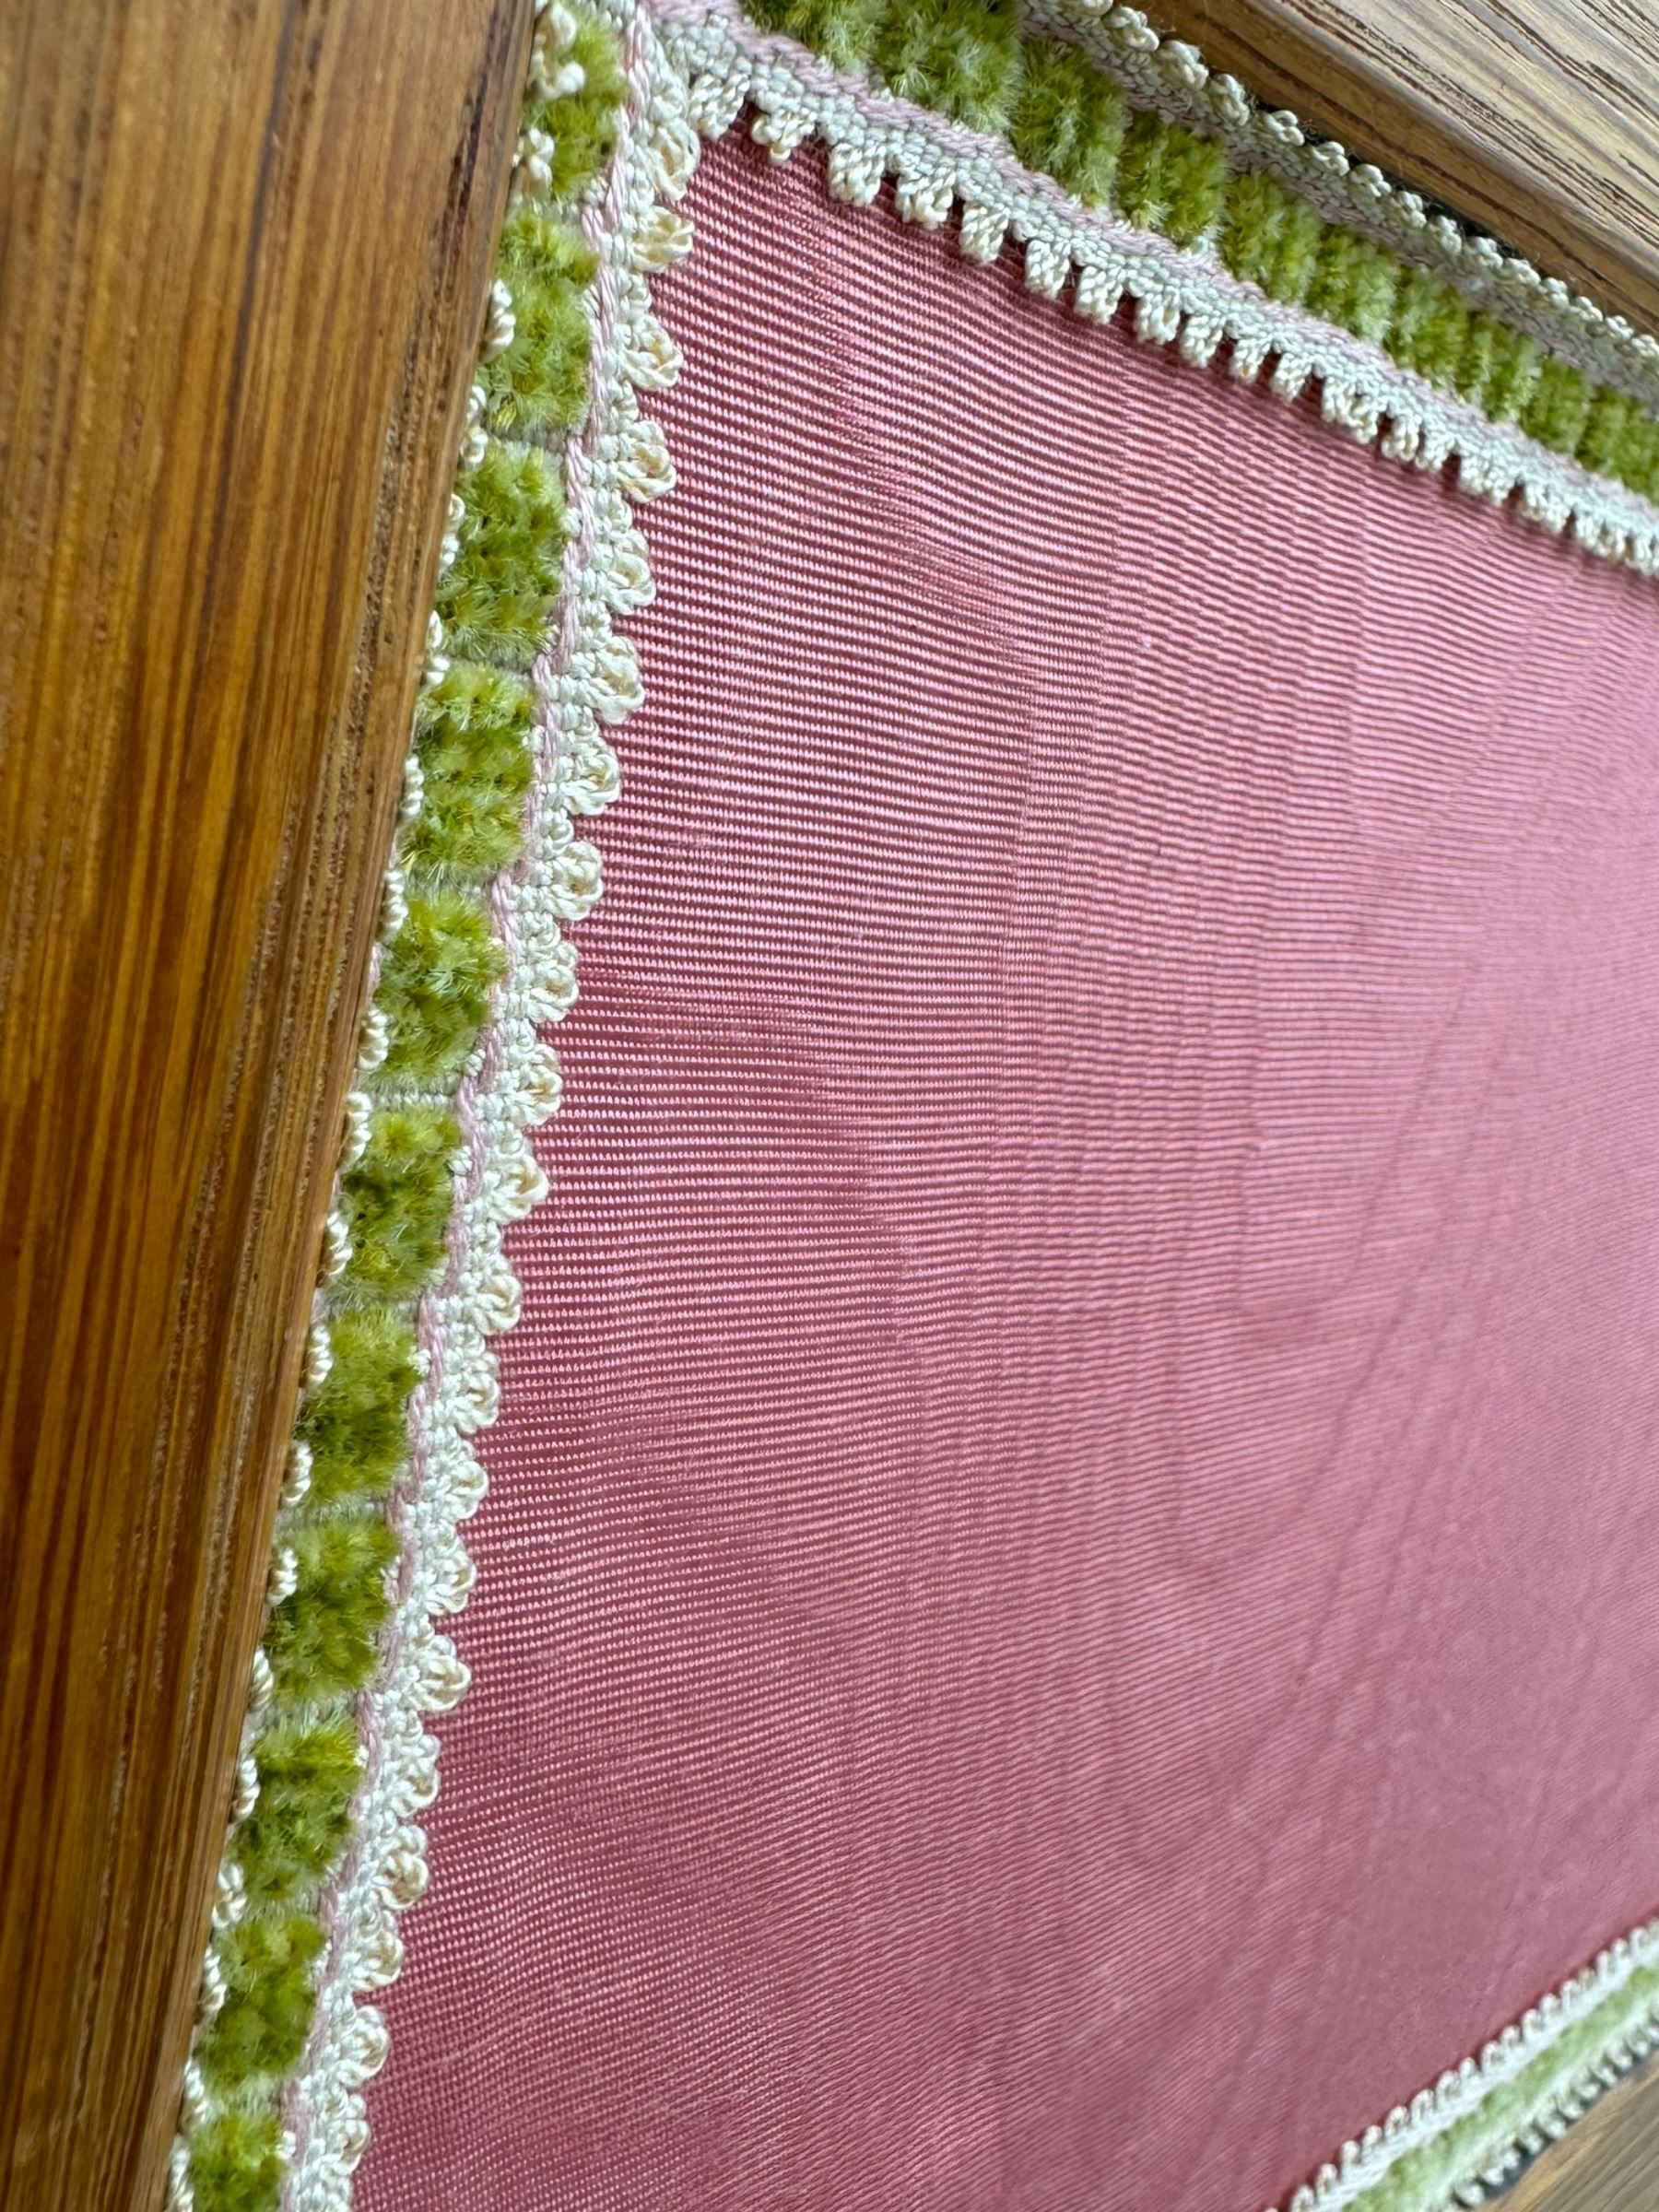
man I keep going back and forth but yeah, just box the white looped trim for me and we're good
[656,1,1659,580]
[1019,0,1659,410]
[282,15,689,2206]
[1270,1923,1659,2211]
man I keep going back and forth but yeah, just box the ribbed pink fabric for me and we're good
[356,135,1659,2212]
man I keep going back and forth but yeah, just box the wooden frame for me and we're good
[0,0,528,2202]
[1508,2057,1659,2207]
[1155,0,1659,335]
[1,3,1654,2209]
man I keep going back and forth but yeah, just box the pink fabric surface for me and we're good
[358,134,1659,2212]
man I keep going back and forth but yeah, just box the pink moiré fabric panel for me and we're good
[358,133,1659,2212]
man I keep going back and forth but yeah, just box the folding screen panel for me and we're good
[18,5,1659,2211]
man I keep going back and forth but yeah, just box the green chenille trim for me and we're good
[1218,169,1323,310]
[264,1515,404,1707]
[871,0,1023,135]
[526,11,629,199]
[1006,37,1124,207]
[1460,312,1541,428]
[1116,108,1229,250]
[335,1105,462,1302]
[295,1309,424,1506]
[183,17,629,2209]
[186,2117,287,2212]
[238,1719,364,1909]
[373,898,507,1085]
[1344,1960,1659,2212]
[434,439,571,665]
[737,0,1659,503]
[196,1917,329,2095]
[479,209,601,438]
[402,664,539,884]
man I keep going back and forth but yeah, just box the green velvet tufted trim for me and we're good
[737,0,1659,503]
[179,13,630,2207]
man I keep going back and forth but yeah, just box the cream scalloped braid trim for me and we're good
[282,22,694,2212]
[1270,1920,1659,2212]
[1025,0,1659,411]
[657,0,1659,574]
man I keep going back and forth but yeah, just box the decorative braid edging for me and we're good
[285,19,691,2211]
[163,9,688,2209]
[1270,1921,1659,2212]
[725,0,1659,506]
[658,0,1659,575]
[1022,0,1659,410]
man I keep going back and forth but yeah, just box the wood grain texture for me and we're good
[1,0,1655,2208]
[0,0,529,2205]
[1505,2061,1659,2209]
[1148,0,1659,337]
